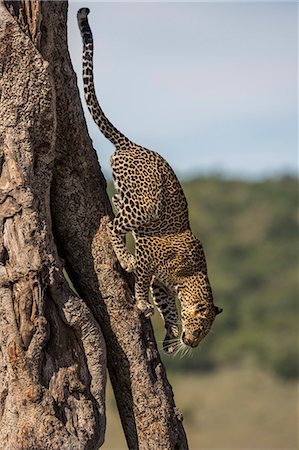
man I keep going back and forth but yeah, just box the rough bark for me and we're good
[0,1,189,449]
[0,2,106,449]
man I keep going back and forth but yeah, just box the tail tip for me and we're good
[77,8,90,20]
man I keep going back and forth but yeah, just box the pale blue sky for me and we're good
[68,1,298,179]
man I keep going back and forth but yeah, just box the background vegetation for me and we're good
[109,175,298,380]
[106,175,298,449]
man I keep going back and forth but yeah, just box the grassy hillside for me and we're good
[108,176,298,380]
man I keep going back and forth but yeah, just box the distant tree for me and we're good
[0,1,188,448]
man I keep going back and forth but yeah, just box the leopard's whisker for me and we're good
[162,338,180,350]
[180,345,188,359]
[163,341,178,349]
[168,343,182,353]
[174,343,183,358]
[164,341,177,348]
[158,337,178,345]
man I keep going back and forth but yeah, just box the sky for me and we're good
[68,1,298,179]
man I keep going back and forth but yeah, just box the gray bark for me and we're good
[0,1,189,449]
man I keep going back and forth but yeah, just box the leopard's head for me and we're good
[178,273,223,348]
[181,301,223,348]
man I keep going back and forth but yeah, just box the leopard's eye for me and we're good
[193,329,202,338]
[196,306,207,315]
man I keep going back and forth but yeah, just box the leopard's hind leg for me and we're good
[150,278,179,354]
[108,192,136,272]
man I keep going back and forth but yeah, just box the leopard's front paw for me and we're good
[162,327,179,354]
[163,340,176,354]
[136,300,154,318]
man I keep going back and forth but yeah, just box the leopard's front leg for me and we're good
[135,273,154,318]
[150,278,179,354]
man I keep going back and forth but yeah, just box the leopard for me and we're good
[77,8,222,353]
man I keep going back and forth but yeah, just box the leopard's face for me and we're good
[178,276,223,348]
[181,303,222,347]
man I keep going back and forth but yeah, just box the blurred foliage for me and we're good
[107,175,298,380]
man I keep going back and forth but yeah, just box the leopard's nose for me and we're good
[182,331,200,348]
[182,332,192,346]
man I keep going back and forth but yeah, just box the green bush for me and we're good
[271,351,299,380]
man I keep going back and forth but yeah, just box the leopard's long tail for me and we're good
[77,8,132,148]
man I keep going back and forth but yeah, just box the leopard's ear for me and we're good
[215,306,223,315]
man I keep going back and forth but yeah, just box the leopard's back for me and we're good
[111,145,190,235]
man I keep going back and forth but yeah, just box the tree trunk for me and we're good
[0,1,189,449]
[0,2,106,449]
